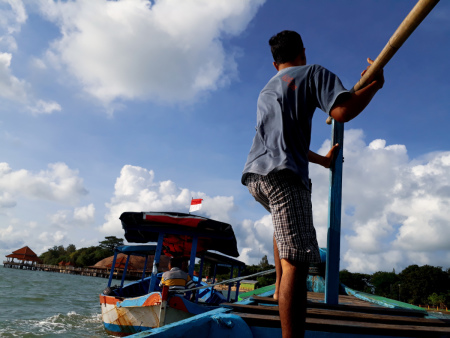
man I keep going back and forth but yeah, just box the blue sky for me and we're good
[1,0,449,273]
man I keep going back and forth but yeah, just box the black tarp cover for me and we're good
[120,212,239,258]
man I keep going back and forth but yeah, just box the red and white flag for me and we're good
[189,198,203,213]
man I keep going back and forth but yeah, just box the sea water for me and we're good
[0,266,108,337]
[0,266,244,337]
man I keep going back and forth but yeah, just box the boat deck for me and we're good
[222,292,450,337]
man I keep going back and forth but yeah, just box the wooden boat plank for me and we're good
[234,312,450,337]
[250,295,278,304]
[251,295,427,318]
[222,303,450,327]
[253,293,378,306]
[307,302,426,318]
[254,293,388,306]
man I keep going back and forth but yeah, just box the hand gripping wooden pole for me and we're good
[324,0,440,305]
[326,0,440,125]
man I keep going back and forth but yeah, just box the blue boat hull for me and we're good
[127,287,450,338]
[126,307,443,338]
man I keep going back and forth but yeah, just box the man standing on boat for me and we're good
[241,30,384,338]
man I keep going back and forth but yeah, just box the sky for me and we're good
[1,0,449,274]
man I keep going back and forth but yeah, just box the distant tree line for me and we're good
[39,236,124,267]
[39,240,277,289]
[340,265,450,307]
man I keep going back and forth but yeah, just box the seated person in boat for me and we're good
[159,257,196,292]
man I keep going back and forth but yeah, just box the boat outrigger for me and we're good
[100,211,246,336]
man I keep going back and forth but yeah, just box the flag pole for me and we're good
[324,0,440,305]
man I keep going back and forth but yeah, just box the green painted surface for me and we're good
[240,283,257,290]
[343,285,427,314]
[238,284,275,301]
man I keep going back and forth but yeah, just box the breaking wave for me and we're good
[0,311,104,337]
[0,267,108,337]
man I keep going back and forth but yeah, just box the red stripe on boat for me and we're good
[100,295,123,305]
[143,214,202,228]
[168,296,189,313]
[143,293,162,306]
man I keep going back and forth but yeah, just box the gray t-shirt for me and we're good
[242,64,349,189]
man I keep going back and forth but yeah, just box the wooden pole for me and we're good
[326,0,440,124]
[354,0,440,92]
[324,0,440,305]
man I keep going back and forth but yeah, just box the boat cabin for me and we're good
[105,211,245,304]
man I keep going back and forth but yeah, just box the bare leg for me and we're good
[273,235,281,300]
[279,259,308,338]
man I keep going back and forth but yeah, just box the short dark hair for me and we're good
[169,257,183,268]
[269,30,304,64]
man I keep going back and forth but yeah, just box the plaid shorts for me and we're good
[245,170,321,263]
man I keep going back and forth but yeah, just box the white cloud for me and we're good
[0,52,28,101]
[73,203,95,223]
[28,99,62,115]
[343,249,405,273]
[0,162,90,258]
[50,203,95,229]
[0,2,60,113]
[236,216,274,265]
[38,230,66,245]
[31,57,47,70]
[0,191,16,209]
[0,0,27,51]
[0,213,94,260]
[0,221,35,258]
[337,131,450,272]
[0,162,88,205]
[0,52,60,114]
[202,195,235,223]
[100,164,236,237]
[37,0,265,109]
[0,224,25,243]
[238,130,450,272]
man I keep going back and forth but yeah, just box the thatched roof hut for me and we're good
[92,253,171,272]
